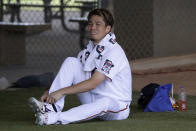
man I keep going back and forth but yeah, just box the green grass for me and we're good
[0,87,196,131]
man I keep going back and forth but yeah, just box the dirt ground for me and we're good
[132,66,196,96]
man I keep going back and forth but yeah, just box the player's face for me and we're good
[88,15,111,45]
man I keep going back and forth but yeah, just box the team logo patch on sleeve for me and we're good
[101,59,114,74]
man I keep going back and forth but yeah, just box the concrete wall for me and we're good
[153,0,196,57]
[113,0,153,60]
[112,0,196,59]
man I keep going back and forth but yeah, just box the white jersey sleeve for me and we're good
[95,46,126,80]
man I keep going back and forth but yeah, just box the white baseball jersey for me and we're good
[47,32,132,125]
[78,32,132,102]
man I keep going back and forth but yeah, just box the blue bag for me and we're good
[138,83,160,109]
[144,83,174,112]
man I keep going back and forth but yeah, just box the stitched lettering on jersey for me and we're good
[109,32,113,36]
[97,54,102,60]
[43,104,51,112]
[101,59,114,74]
[96,45,104,60]
[96,45,104,53]
[85,51,90,61]
[109,38,116,44]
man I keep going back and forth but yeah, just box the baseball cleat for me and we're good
[28,97,44,113]
[35,112,58,125]
[28,97,57,114]
[35,112,48,125]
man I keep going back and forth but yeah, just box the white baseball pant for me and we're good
[48,57,130,124]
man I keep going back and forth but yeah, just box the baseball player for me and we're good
[28,8,132,125]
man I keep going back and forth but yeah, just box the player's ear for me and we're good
[106,25,111,33]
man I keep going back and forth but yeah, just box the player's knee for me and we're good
[65,57,78,63]
[61,57,80,67]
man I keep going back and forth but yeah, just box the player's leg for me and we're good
[48,57,87,111]
[29,57,87,113]
[35,97,110,125]
[35,96,129,125]
[99,101,130,121]
[77,92,93,104]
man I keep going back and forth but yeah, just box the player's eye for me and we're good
[96,22,101,26]
[88,22,93,26]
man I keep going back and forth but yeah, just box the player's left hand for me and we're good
[46,90,63,104]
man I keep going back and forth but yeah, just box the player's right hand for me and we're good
[40,90,49,102]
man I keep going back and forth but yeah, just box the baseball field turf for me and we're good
[0,87,196,131]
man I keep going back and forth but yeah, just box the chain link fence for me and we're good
[0,0,196,74]
[1,0,97,72]
[113,0,153,60]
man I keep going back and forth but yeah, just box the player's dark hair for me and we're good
[87,8,114,28]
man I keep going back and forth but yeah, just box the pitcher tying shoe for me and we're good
[28,8,132,125]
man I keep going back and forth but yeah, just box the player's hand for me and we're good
[40,90,49,102]
[46,90,63,104]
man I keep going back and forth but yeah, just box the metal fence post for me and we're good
[98,0,102,8]
[0,0,3,21]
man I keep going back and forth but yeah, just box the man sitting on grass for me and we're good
[28,8,132,125]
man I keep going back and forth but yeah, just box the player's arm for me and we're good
[46,71,105,103]
[40,90,49,102]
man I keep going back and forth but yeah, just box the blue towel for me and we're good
[144,83,174,112]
